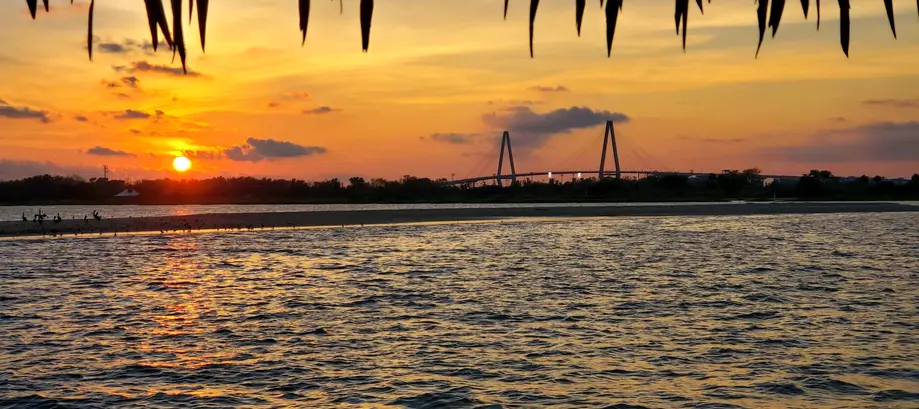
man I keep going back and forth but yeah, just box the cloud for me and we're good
[89,38,168,55]
[0,99,51,123]
[427,133,476,145]
[862,98,919,109]
[762,121,919,163]
[267,101,281,108]
[0,159,101,181]
[529,85,569,92]
[121,76,140,88]
[86,146,136,157]
[223,137,327,162]
[113,61,203,77]
[303,106,341,115]
[113,109,151,119]
[482,106,629,148]
[829,117,847,122]
[679,136,747,144]
[283,91,311,99]
[488,99,542,106]
[74,115,89,122]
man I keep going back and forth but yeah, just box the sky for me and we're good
[1,0,918,182]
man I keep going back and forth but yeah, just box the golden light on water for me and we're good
[173,156,192,173]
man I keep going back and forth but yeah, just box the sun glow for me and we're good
[173,156,192,172]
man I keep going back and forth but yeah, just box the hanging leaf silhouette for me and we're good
[576,0,586,36]
[839,0,850,56]
[197,0,209,51]
[26,0,38,19]
[756,0,769,57]
[801,0,809,18]
[171,0,187,72]
[189,0,193,24]
[143,0,173,51]
[816,0,821,30]
[87,0,94,60]
[676,0,689,51]
[696,0,704,14]
[769,0,785,37]
[504,0,509,20]
[529,0,539,57]
[884,0,896,38]
[42,0,49,12]
[605,0,622,56]
[300,0,310,46]
[360,0,373,52]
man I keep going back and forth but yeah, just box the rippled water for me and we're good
[1,202,748,221]
[1,213,918,408]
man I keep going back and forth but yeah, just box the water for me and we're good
[1,202,741,221]
[1,213,918,408]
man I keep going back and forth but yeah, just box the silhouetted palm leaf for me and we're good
[26,0,38,19]
[300,0,310,46]
[360,0,373,52]
[529,0,539,58]
[884,0,897,37]
[196,0,208,51]
[605,0,622,56]
[756,0,768,57]
[87,0,94,60]
[43,0,49,12]
[769,0,785,37]
[23,0,919,72]
[839,0,850,56]
[171,0,187,72]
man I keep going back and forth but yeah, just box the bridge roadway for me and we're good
[444,170,798,186]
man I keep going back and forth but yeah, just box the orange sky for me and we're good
[1,0,918,181]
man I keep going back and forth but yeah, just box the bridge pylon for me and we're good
[598,120,621,180]
[496,131,517,186]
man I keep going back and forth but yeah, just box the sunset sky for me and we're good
[1,0,918,181]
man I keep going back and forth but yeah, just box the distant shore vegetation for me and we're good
[1,169,917,206]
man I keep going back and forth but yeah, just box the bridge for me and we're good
[444,121,797,187]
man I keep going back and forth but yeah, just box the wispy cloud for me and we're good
[302,106,341,115]
[862,98,919,109]
[86,146,136,157]
[762,121,919,163]
[113,61,203,77]
[529,85,569,93]
[426,133,478,145]
[0,99,51,123]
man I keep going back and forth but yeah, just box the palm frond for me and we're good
[23,0,919,73]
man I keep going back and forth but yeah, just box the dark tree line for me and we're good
[0,170,917,205]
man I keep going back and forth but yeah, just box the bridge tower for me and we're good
[496,131,517,186]
[598,120,621,180]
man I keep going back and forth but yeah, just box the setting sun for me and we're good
[173,156,192,172]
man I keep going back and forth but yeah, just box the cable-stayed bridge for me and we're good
[444,121,796,187]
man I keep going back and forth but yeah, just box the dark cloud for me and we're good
[114,61,203,77]
[529,85,569,92]
[128,129,142,134]
[121,76,140,88]
[302,106,340,115]
[86,146,136,157]
[762,121,919,163]
[862,98,919,109]
[113,109,151,119]
[488,99,542,106]
[74,115,89,122]
[90,38,168,55]
[428,133,476,145]
[679,136,747,144]
[224,137,327,162]
[283,91,311,99]
[482,106,629,148]
[0,159,100,181]
[829,117,847,122]
[0,99,51,123]
[267,101,281,108]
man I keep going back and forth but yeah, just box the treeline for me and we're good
[0,170,917,205]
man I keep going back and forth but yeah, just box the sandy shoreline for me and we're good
[1,202,916,237]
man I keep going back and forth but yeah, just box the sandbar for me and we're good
[1,202,916,237]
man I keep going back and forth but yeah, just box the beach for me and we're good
[1,201,917,237]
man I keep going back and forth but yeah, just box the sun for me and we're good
[173,156,192,172]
